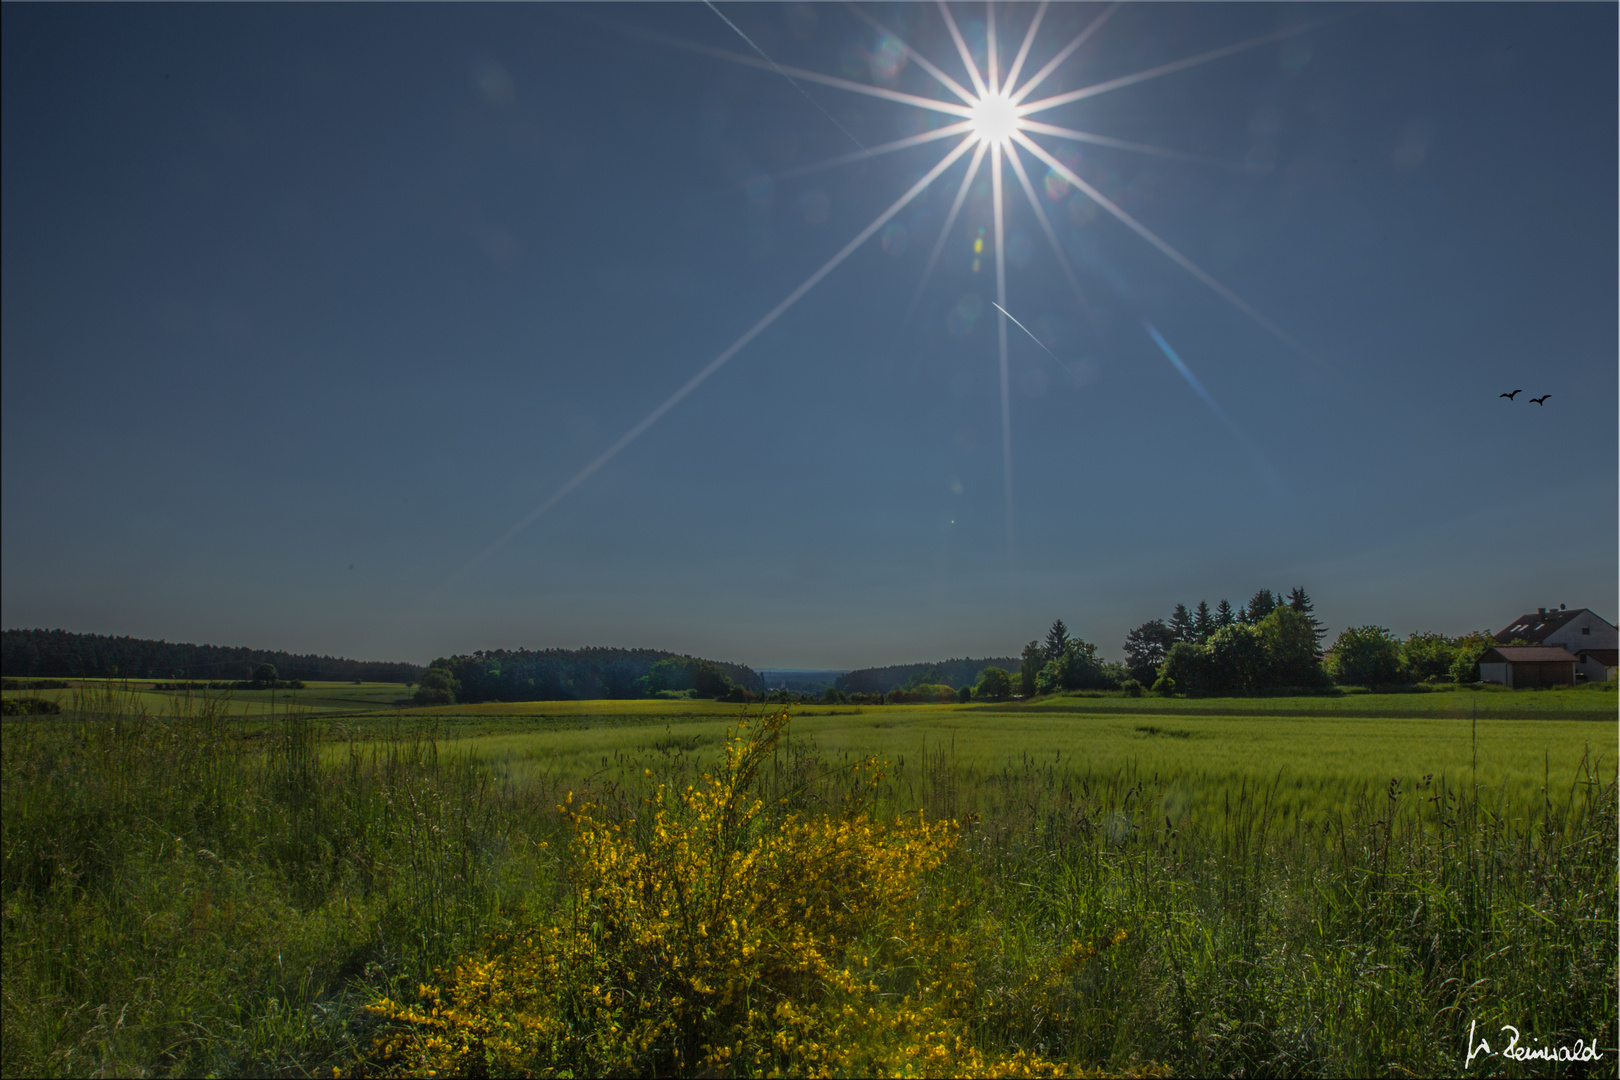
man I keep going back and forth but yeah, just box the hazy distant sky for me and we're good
[3,3,1615,668]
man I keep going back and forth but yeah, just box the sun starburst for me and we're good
[444,2,1341,589]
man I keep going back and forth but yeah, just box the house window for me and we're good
[1582,627,1590,635]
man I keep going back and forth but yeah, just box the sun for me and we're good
[970,92,1020,144]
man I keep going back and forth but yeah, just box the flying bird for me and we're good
[1499,389,1522,399]
[1529,394,1551,405]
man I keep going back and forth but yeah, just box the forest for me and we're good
[0,629,422,684]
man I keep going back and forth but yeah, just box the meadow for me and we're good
[2,681,1614,1077]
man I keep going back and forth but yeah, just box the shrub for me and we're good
[1151,674,1176,696]
[1,696,61,715]
[957,684,972,703]
[887,683,955,704]
[413,666,458,706]
[1120,679,1144,698]
[362,713,1077,1077]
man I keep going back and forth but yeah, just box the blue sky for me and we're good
[3,3,1614,668]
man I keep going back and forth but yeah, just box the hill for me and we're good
[836,656,1020,695]
[430,647,763,703]
[1,628,423,683]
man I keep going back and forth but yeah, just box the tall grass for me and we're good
[2,691,1614,1076]
[1,685,561,1077]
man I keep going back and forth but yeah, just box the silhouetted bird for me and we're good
[1530,394,1550,405]
[1499,389,1522,400]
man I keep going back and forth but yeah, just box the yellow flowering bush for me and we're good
[360,712,1157,1078]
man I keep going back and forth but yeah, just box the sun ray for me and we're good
[1018,118,1240,169]
[991,140,1015,571]
[437,136,979,589]
[611,20,974,118]
[1001,0,1049,99]
[1014,130,1327,368]
[985,1,1000,94]
[1019,13,1344,115]
[935,0,989,100]
[904,139,989,324]
[1002,140,1089,310]
[774,120,974,182]
[703,0,869,154]
[1146,322,1283,495]
[845,6,978,107]
[1009,3,1119,106]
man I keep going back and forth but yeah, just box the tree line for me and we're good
[414,648,764,706]
[0,629,423,684]
[1025,587,1507,698]
[835,657,1019,697]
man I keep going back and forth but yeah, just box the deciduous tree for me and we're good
[973,666,1013,701]
[1018,640,1043,697]
[1326,626,1403,687]
[1402,632,1456,682]
[1123,619,1175,683]
[1257,608,1327,688]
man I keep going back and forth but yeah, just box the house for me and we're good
[1574,649,1617,683]
[1491,607,1618,683]
[1476,646,1577,689]
[1494,606,1618,652]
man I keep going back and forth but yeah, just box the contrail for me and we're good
[430,135,979,595]
[1145,322,1283,496]
[703,0,870,156]
[991,301,1075,377]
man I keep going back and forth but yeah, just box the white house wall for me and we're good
[1479,662,1511,687]
[1576,656,1616,682]
[1543,610,1618,651]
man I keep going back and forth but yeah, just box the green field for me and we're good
[3,682,1614,1077]
[3,678,414,717]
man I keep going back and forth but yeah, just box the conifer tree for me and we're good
[1169,604,1196,643]
[1043,620,1071,661]
[1215,599,1236,629]
[1244,589,1278,624]
[1193,601,1215,642]
[1287,586,1325,645]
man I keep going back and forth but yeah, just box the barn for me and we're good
[1476,646,1577,689]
